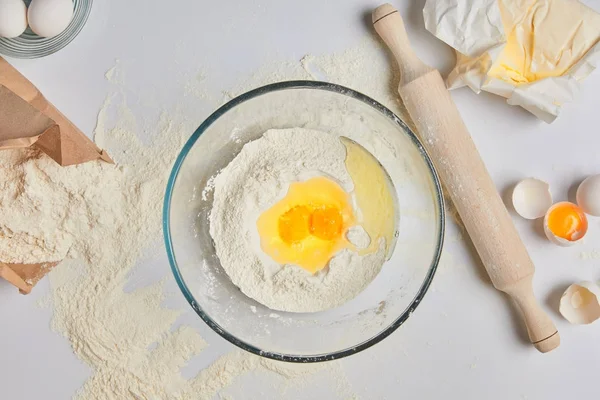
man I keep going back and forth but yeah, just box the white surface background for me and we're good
[2,0,600,399]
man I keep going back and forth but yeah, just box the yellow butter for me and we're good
[488,0,600,84]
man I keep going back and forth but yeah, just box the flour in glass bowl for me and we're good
[209,127,387,312]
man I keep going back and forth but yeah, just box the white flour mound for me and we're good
[209,128,386,313]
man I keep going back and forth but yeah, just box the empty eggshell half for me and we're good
[512,178,552,219]
[559,282,600,324]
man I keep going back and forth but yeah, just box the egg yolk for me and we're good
[546,202,588,241]
[257,177,355,273]
[309,206,344,240]
[277,205,344,243]
[278,206,312,244]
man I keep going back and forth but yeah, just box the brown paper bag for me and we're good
[0,89,64,292]
[0,262,58,294]
[0,85,59,147]
[0,57,111,293]
[0,56,113,166]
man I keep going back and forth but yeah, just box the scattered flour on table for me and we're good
[1,35,447,398]
[580,249,600,260]
[209,128,386,312]
[226,37,412,130]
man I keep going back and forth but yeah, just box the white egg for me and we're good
[559,282,600,325]
[511,178,552,219]
[577,174,600,217]
[27,0,73,38]
[0,0,27,38]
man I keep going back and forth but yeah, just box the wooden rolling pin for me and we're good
[373,4,559,353]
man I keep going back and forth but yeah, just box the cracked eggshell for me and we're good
[577,174,600,217]
[559,282,600,325]
[512,178,552,219]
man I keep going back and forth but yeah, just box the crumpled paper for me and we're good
[423,0,600,123]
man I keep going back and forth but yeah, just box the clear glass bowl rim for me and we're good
[163,80,445,363]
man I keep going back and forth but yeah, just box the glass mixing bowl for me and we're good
[164,81,444,362]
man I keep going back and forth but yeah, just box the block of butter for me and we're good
[423,0,600,123]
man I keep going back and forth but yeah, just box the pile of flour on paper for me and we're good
[0,149,126,264]
[209,128,387,312]
[0,36,416,399]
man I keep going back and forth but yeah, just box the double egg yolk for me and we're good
[256,177,356,274]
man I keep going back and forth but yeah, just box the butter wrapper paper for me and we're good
[423,0,600,123]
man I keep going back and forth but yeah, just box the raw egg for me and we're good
[341,137,397,257]
[543,201,588,246]
[256,176,356,273]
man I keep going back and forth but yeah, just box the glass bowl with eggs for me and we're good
[0,0,92,59]
[164,81,445,362]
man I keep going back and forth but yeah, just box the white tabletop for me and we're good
[2,1,600,399]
